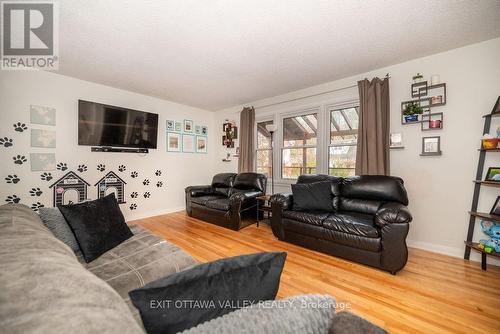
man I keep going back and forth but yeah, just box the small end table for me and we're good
[256,195,272,227]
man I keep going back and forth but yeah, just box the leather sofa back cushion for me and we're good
[211,173,236,196]
[291,181,334,212]
[339,198,381,215]
[233,173,266,192]
[297,174,341,210]
[341,175,408,205]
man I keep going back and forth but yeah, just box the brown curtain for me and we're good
[238,106,255,173]
[355,77,390,175]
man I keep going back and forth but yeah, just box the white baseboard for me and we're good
[125,206,185,222]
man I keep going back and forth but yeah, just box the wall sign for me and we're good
[95,171,126,203]
[49,171,90,206]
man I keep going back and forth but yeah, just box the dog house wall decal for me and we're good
[49,171,90,206]
[95,171,126,203]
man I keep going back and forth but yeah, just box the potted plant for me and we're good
[403,102,424,122]
[412,73,423,83]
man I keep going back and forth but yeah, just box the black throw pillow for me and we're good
[129,252,287,334]
[58,193,132,263]
[291,181,334,211]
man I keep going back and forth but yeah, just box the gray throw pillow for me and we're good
[181,294,336,334]
[39,207,81,253]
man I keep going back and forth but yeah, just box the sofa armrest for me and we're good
[231,190,262,201]
[270,193,293,211]
[185,185,213,197]
[374,202,412,227]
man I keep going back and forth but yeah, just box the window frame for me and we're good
[279,107,320,180]
[326,101,360,177]
[255,118,275,180]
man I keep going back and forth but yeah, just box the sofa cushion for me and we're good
[182,294,335,334]
[83,224,198,301]
[323,212,379,238]
[39,206,81,253]
[191,195,225,206]
[233,172,267,192]
[211,173,236,196]
[129,252,287,334]
[205,198,231,211]
[338,198,382,215]
[0,204,143,334]
[322,229,380,252]
[282,210,330,227]
[342,175,408,205]
[59,193,133,263]
[291,181,334,211]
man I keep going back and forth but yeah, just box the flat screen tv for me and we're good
[78,100,158,149]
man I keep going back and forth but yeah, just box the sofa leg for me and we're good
[390,271,397,275]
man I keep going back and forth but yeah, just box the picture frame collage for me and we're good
[166,119,207,153]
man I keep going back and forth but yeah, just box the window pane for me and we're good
[257,120,273,149]
[283,113,317,147]
[256,149,272,178]
[329,145,356,177]
[330,107,358,145]
[282,148,316,179]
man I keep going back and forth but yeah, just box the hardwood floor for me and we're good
[131,212,500,334]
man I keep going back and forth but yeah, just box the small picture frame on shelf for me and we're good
[166,120,175,131]
[420,136,441,156]
[421,113,443,131]
[490,196,500,216]
[485,167,500,182]
[390,133,404,148]
[184,120,194,133]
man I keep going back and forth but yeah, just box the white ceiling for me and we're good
[59,0,500,111]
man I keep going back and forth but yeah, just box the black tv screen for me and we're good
[78,100,158,149]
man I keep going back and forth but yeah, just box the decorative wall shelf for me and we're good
[401,82,446,126]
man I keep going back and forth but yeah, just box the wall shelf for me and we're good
[472,180,500,188]
[468,211,500,223]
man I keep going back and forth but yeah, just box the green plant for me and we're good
[412,73,423,81]
[403,102,424,115]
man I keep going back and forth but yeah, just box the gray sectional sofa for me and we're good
[0,204,385,334]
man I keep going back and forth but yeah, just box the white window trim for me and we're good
[254,116,275,180]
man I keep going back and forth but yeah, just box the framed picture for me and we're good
[390,133,404,148]
[182,134,195,153]
[166,120,175,131]
[420,136,441,156]
[421,113,443,131]
[485,167,500,182]
[175,121,182,132]
[196,136,207,153]
[223,122,232,132]
[167,132,181,152]
[184,120,193,133]
[231,126,238,140]
[201,126,208,135]
[195,125,201,134]
[490,196,500,216]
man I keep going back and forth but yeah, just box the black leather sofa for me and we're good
[270,175,412,274]
[185,173,267,230]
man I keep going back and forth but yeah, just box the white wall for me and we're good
[214,37,500,262]
[0,70,215,221]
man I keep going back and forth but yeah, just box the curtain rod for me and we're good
[246,73,391,111]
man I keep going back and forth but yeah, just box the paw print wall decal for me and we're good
[97,164,105,172]
[143,179,150,186]
[13,122,28,132]
[40,172,53,182]
[129,203,137,210]
[29,187,43,196]
[77,164,87,173]
[5,195,20,204]
[57,162,68,171]
[5,175,20,184]
[13,155,27,165]
[156,181,163,188]
[31,202,44,212]
[130,171,138,178]
[155,170,162,176]
[118,165,126,172]
[0,137,13,147]
[143,192,151,199]
[130,192,138,199]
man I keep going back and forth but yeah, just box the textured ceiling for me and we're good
[58,0,500,111]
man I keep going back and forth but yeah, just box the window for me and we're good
[256,120,273,178]
[282,113,317,179]
[329,106,359,176]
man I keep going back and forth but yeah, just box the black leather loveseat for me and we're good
[270,175,412,274]
[185,173,267,230]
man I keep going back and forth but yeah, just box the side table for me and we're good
[256,195,272,227]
